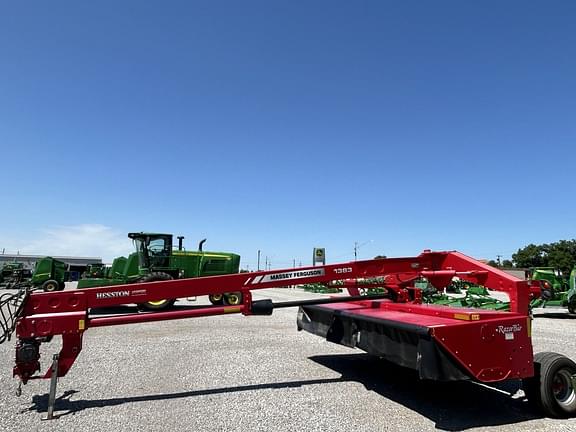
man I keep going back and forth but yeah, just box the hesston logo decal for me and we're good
[96,290,130,299]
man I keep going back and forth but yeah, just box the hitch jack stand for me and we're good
[42,354,59,421]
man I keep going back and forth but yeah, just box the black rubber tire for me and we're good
[208,294,224,305]
[137,272,176,311]
[58,281,66,291]
[523,352,576,418]
[42,279,60,292]
[223,292,243,306]
[568,297,576,315]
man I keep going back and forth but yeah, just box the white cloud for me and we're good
[10,224,132,263]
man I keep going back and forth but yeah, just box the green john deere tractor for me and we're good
[529,266,576,313]
[78,233,241,311]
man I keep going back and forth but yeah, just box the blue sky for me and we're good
[1,1,575,267]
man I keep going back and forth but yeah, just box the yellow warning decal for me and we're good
[224,307,241,314]
[79,319,85,331]
[527,317,532,337]
[453,313,481,321]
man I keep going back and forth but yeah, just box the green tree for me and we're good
[512,240,576,275]
[502,259,513,268]
[546,240,576,275]
[512,244,547,268]
[487,260,499,267]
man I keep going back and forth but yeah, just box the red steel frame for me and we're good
[13,250,534,386]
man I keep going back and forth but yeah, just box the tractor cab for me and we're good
[128,233,173,270]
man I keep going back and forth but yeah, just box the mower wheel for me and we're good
[138,273,176,311]
[42,279,60,292]
[208,294,224,305]
[223,292,243,305]
[523,352,576,417]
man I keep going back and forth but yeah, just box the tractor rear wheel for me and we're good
[223,292,242,305]
[138,273,176,311]
[42,279,60,292]
[523,352,576,417]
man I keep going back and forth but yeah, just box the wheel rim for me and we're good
[226,294,240,305]
[147,300,168,306]
[211,294,223,301]
[552,369,576,409]
[46,283,57,291]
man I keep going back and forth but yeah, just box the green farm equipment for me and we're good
[529,266,576,313]
[78,233,241,310]
[415,277,510,311]
[0,262,32,289]
[0,257,67,291]
[82,263,107,279]
[424,285,510,311]
[30,257,67,292]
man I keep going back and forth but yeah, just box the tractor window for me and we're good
[147,237,171,268]
[133,239,148,268]
[148,238,166,254]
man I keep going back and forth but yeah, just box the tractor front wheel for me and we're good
[42,279,60,292]
[524,352,576,417]
[138,273,176,311]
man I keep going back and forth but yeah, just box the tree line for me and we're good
[487,240,576,275]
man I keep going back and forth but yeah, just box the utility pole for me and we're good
[257,250,261,271]
[496,255,502,267]
[354,240,373,261]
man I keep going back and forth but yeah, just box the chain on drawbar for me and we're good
[0,288,29,344]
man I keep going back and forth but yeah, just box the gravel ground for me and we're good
[1,288,576,432]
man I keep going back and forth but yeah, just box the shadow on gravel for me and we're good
[310,353,541,431]
[532,312,575,319]
[89,304,214,316]
[24,377,347,418]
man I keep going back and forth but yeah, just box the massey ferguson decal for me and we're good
[260,269,325,283]
[246,268,326,285]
